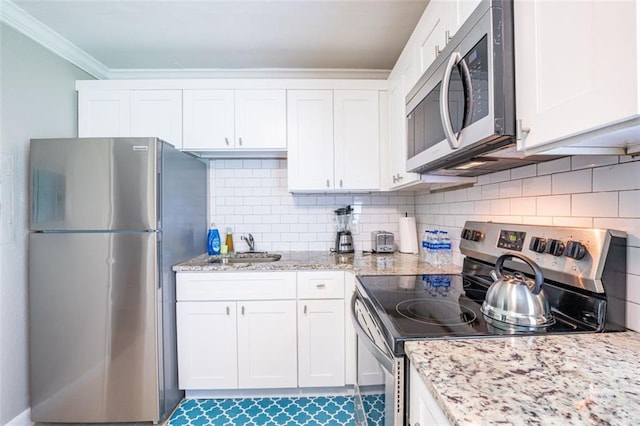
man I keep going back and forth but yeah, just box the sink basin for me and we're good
[209,252,282,264]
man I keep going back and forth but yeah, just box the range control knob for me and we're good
[529,237,547,253]
[546,239,566,256]
[566,241,587,260]
[461,229,483,241]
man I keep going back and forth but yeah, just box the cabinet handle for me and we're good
[316,283,326,289]
[435,45,441,56]
[398,174,403,181]
[392,175,398,183]
[445,30,452,43]
[238,137,243,146]
[516,119,531,143]
[326,179,330,188]
[226,306,230,315]
[339,179,343,188]
[304,305,307,315]
[225,137,230,146]
[241,306,245,315]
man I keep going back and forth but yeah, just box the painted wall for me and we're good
[413,155,640,332]
[0,24,94,424]
[209,159,416,253]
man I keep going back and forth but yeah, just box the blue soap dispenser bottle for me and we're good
[207,223,221,255]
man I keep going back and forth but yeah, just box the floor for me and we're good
[168,394,385,425]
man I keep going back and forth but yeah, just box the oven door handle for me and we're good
[350,291,395,373]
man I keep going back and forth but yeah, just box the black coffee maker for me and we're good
[333,205,354,253]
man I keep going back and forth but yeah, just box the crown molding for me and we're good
[107,68,390,80]
[0,0,109,79]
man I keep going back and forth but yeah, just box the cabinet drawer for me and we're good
[297,271,344,299]
[177,272,296,301]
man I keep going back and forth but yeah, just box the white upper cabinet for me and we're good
[79,89,182,147]
[183,89,286,151]
[515,0,640,155]
[234,90,287,149]
[334,90,380,192]
[130,90,183,147]
[287,89,381,192]
[78,90,130,138]
[182,90,235,150]
[414,0,452,76]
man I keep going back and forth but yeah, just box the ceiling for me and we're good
[9,0,428,75]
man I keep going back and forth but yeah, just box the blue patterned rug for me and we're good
[168,394,384,425]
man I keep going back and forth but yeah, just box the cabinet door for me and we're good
[183,90,234,150]
[409,363,450,425]
[413,0,452,75]
[130,90,183,148]
[235,90,287,149]
[515,0,639,151]
[452,0,483,33]
[176,301,238,389]
[237,300,297,388]
[287,90,335,191]
[78,90,130,137]
[334,90,380,191]
[298,299,345,387]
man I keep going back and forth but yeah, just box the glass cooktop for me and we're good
[356,274,599,355]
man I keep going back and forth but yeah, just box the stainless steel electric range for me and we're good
[351,221,627,426]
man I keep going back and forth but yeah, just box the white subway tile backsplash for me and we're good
[490,199,510,215]
[552,217,593,228]
[466,186,483,201]
[511,164,537,179]
[537,157,571,175]
[489,170,512,183]
[626,301,640,332]
[522,216,553,225]
[571,192,618,217]
[510,197,536,216]
[552,169,592,195]
[522,175,552,196]
[499,180,522,198]
[593,160,640,191]
[482,183,500,199]
[474,200,492,215]
[620,190,640,218]
[571,155,619,170]
[628,274,640,305]
[536,195,571,216]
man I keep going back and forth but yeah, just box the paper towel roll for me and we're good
[399,216,419,254]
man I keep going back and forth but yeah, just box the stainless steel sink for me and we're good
[209,252,282,263]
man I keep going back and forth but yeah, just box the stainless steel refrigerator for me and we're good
[28,137,207,423]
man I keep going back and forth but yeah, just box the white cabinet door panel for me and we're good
[235,90,287,149]
[298,299,345,387]
[176,301,238,390]
[183,89,234,150]
[237,300,298,389]
[130,90,182,148]
[286,90,334,191]
[78,90,130,137]
[334,90,380,191]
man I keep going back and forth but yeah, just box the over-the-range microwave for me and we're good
[406,0,525,177]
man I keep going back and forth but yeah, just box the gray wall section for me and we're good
[0,23,95,424]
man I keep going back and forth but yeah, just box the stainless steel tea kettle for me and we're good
[481,253,554,328]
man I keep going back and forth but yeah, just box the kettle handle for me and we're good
[495,253,545,295]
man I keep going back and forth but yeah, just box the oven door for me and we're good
[351,289,406,426]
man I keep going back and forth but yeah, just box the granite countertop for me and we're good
[172,251,461,275]
[405,332,640,425]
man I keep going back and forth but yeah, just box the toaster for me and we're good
[371,231,395,253]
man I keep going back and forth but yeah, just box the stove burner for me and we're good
[395,298,478,327]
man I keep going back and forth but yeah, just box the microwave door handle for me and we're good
[459,59,474,129]
[440,51,462,149]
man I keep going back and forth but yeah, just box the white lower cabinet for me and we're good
[176,270,351,391]
[237,300,298,388]
[409,363,450,426]
[176,301,238,389]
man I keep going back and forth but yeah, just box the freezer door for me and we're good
[29,232,159,423]
[30,137,158,231]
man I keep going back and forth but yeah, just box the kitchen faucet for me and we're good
[241,233,255,252]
